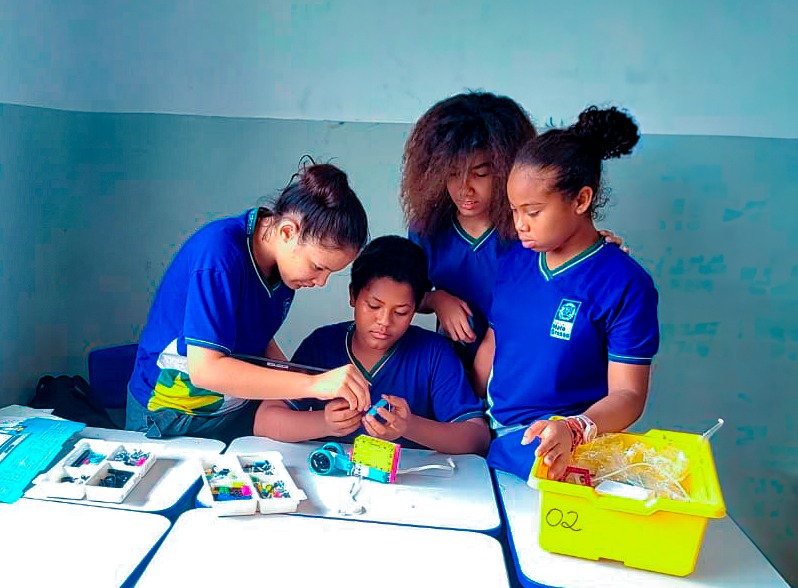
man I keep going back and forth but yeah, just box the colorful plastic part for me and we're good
[308,436,400,484]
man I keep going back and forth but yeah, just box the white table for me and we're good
[137,508,510,588]
[495,470,791,587]
[225,436,501,534]
[0,498,170,587]
[0,404,224,516]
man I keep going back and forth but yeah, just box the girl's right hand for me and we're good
[309,364,370,412]
[428,290,476,343]
[521,419,573,481]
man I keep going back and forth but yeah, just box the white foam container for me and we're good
[197,454,258,516]
[235,451,307,514]
[84,461,141,503]
[31,440,161,503]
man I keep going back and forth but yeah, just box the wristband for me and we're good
[573,414,598,444]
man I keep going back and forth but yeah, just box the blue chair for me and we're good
[87,344,138,410]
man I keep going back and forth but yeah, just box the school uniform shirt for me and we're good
[289,322,485,448]
[409,218,513,362]
[129,209,294,416]
[486,239,659,430]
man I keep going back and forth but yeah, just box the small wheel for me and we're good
[308,449,335,475]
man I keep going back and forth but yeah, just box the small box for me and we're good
[350,435,401,484]
[33,464,91,500]
[528,429,726,577]
[197,455,258,516]
[84,462,141,503]
[107,443,158,477]
[33,440,107,499]
[31,440,161,503]
[236,452,306,514]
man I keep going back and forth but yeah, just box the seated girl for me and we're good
[254,235,490,455]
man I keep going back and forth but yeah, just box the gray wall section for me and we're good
[0,103,412,403]
[1,104,795,583]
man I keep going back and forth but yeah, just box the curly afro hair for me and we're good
[401,92,536,240]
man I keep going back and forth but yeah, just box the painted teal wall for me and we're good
[0,104,795,583]
[2,0,798,138]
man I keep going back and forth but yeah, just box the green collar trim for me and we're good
[539,238,605,281]
[345,322,397,382]
[452,217,496,252]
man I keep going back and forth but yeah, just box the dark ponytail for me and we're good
[262,161,369,250]
[513,106,640,218]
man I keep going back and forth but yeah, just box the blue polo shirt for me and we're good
[290,322,485,448]
[129,209,294,416]
[486,239,659,429]
[410,218,513,362]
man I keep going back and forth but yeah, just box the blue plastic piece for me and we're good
[366,399,389,417]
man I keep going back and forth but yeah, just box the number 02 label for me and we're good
[545,508,583,532]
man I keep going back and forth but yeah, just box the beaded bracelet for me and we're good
[549,416,581,452]
[563,418,583,452]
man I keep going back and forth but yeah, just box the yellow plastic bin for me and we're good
[528,429,726,576]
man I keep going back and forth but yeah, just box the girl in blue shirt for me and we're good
[402,92,535,366]
[402,92,623,367]
[126,163,372,443]
[255,236,490,455]
[473,106,660,481]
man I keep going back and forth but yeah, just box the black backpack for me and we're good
[29,375,120,429]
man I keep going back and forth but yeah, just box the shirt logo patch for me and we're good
[550,299,582,341]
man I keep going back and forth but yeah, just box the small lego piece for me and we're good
[205,466,253,502]
[70,449,91,468]
[242,460,274,475]
[561,466,593,486]
[366,398,390,417]
[98,469,134,488]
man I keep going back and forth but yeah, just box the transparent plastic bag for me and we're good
[569,434,692,501]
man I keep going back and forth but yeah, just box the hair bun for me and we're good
[299,163,354,208]
[572,106,640,160]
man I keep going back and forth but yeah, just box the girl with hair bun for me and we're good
[473,106,660,482]
[126,162,371,443]
[401,92,624,369]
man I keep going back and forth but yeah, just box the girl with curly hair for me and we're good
[401,92,536,366]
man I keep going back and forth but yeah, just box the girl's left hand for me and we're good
[598,229,629,253]
[522,419,573,480]
[362,395,410,442]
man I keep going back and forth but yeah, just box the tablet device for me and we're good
[232,354,326,375]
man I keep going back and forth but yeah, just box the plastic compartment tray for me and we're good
[236,451,307,514]
[32,439,161,503]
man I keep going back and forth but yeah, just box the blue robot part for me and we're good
[308,443,350,476]
[366,398,390,417]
